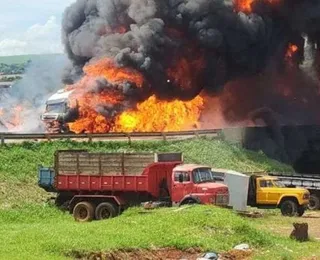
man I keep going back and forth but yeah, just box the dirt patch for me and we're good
[69,247,253,260]
[301,212,320,240]
[237,211,264,218]
[261,211,320,241]
[69,248,202,260]
[220,249,252,260]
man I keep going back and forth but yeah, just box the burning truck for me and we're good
[41,89,79,133]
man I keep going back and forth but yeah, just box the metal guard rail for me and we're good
[0,129,222,144]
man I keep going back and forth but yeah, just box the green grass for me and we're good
[0,53,63,64]
[0,204,318,260]
[0,138,292,207]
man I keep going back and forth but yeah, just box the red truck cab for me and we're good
[171,164,229,206]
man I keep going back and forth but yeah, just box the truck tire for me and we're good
[180,198,198,206]
[95,202,117,220]
[73,201,94,222]
[308,195,320,211]
[280,200,298,216]
[297,206,305,217]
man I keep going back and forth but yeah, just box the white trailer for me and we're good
[212,168,249,211]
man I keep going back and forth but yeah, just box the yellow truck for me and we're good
[212,169,310,216]
[247,175,310,216]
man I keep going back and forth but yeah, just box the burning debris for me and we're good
[0,106,23,131]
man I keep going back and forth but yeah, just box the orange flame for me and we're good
[99,25,127,36]
[83,58,144,88]
[67,56,205,133]
[114,95,204,132]
[69,81,123,134]
[0,105,23,130]
[69,113,111,134]
[285,44,298,59]
[234,0,278,13]
[235,0,254,12]
[68,58,145,133]
[12,106,23,127]
[167,51,205,90]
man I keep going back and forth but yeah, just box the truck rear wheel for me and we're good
[280,200,298,216]
[95,202,117,220]
[73,201,94,222]
[308,195,320,211]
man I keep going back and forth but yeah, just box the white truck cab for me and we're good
[41,89,76,133]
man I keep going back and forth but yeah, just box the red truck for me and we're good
[38,150,229,222]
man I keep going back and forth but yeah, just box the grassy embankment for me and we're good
[1,138,318,260]
[0,137,292,207]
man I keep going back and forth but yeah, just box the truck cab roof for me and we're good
[173,164,210,172]
[211,168,243,175]
[46,89,74,105]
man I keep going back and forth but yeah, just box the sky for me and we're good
[0,0,75,56]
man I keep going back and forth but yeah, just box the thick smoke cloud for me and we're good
[62,0,318,84]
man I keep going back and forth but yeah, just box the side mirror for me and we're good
[178,173,183,183]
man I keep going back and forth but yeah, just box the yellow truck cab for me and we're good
[248,175,310,216]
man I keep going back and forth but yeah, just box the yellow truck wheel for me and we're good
[308,195,320,211]
[280,200,298,216]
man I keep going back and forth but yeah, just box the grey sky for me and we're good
[0,0,75,56]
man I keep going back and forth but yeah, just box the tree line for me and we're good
[0,60,30,78]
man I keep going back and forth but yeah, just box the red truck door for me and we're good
[171,171,193,203]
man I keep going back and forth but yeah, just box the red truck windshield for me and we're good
[192,168,215,183]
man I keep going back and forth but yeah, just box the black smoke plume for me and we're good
[62,0,320,125]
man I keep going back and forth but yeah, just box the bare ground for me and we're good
[255,211,320,241]
[69,247,252,260]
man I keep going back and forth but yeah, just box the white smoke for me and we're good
[0,54,69,133]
